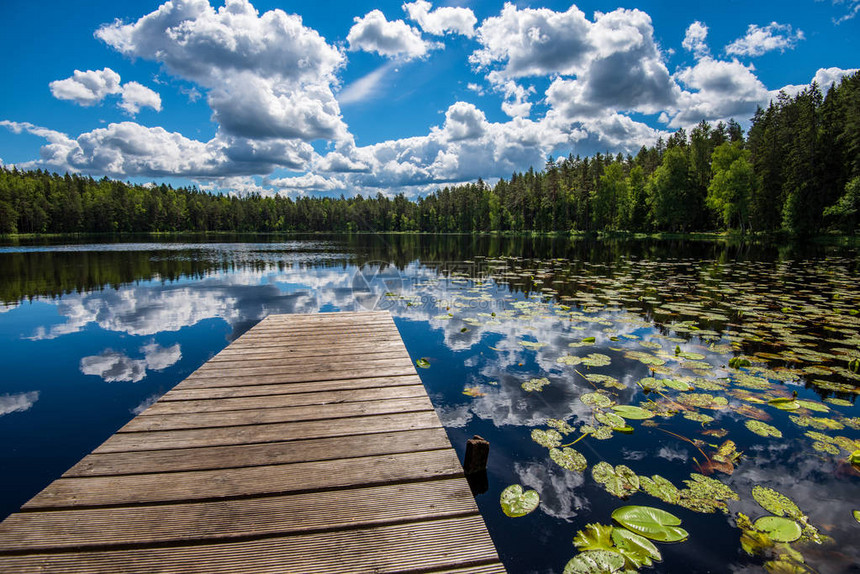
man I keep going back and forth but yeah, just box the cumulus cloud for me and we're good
[682,21,709,58]
[269,173,344,193]
[119,81,162,114]
[80,350,148,383]
[0,120,312,177]
[725,22,804,57]
[402,0,477,37]
[672,57,770,127]
[49,68,122,106]
[442,101,488,141]
[347,9,435,60]
[96,0,347,142]
[0,391,40,416]
[141,342,182,370]
[50,68,161,116]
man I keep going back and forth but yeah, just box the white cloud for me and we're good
[812,66,859,88]
[0,391,40,416]
[470,3,592,78]
[119,81,162,114]
[49,68,122,106]
[832,0,860,23]
[141,342,182,370]
[338,63,396,105]
[725,22,804,57]
[442,102,488,141]
[269,173,344,193]
[402,0,477,37]
[347,9,435,60]
[96,0,347,142]
[672,57,770,127]
[682,21,709,58]
[50,68,161,116]
[80,350,148,383]
[0,120,312,177]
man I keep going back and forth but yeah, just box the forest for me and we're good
[1,72,858,237]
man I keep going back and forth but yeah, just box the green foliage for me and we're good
[707,142,755,230]
[611,506,689,543]
[499,484,540,517]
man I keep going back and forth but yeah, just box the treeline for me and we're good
[1,73,858,236]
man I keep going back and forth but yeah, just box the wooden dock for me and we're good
[0,311,504,573]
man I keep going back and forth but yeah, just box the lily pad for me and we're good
[745,420,783,438]
[500,484,539,517]
[611,405,655,420]
[522,377,551,392]
[572,523,614,552]
[751,485,802,519]
[550,447,588,472]
[854,510,860,523]
[531,429,562,448]
[611,505,689,542]
[581,392,613,408]
[592,462,640,498]
[415,358,430,369]
[611,527,662,568]
[753,516,802,543]
[595,411,627,429]
[563,550,625,574]
[639,474,681,504]
[581,353,612,367]
[768,397,801,411]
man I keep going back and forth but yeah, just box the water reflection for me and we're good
[0,236,857,573]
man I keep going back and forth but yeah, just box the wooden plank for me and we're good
[209,340,407,362]
[0,479,477,551]
[120,396,435,432]
[64,428,454,477]
[187,357,413,379]
[160,375,423,401]
[176,364,418,388]
[0,516,502,574]
[192,352,410,373]
[140,385,428,415]
[93,411,444,453]
[24,450,464,509]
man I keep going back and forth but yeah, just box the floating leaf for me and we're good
[557,355,583,365]
[796,400,829,413]
[581,392,613,408]
[677,393,728,409]
[581,353,612,367]
[611,505,688,543]
[850,449,860,467]
[745,420,783,438]
[663,378,694,391]
[768,397,801,411]
[683,411,714,424]
[550,447,587,472]
[531,429,562,448]
[824,397,852,407]
[611,527,662,568]
[500,484,539,517]
[592,462,640,498]
[584,373,624,389]
[611,405,655,420]
[753,516,802,543]
[572,523,615,552]
[462,386,485,397]
[521,340,547,350]
[415,358,430,369]
[853,510,860,523]
[595,411,627,429]
[522,377,551,392]
[547,419,576,434]
[563,550,625,574]
[639,474,681,504]
[812,441,840,455]
[751,486,802,519]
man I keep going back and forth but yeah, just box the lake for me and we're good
[0,234,858,573]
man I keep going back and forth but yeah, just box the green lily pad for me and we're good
[520,340,547,350]
[753,516,802,543]
[611,505,689,542]
[581,353,612,367]
[581,392,613,408]
[640,474,681,504]
[824,397,853,407]
[751,485,802,519]
[595,411,627,429]
[853,510,860,523]
[415,358,430,368]
[611,405,655,420]
[522,377,551,392]
[663,378,695,391]
[611,527,662,568]
[796,400,829,413]
[768,397,801,411]
[592,462,640,498]
[531,429,562,448]
[550,447,587,472]
[677,393,728,409]
[557,355,583,365]
[683,411,714,424]
[563,550,625,574]
[500,484,539,517]
[572,523,614,552]
[745,420,783,438]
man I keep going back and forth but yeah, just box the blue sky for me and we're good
[1,0,857,197]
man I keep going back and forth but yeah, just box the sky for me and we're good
[0,0,857,197]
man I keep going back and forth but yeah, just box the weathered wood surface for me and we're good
[0,311,504,573]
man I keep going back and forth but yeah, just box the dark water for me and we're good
[0,234,858,573]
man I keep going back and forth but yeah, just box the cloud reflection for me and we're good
[79,343,182,383]
[0,391,40,416]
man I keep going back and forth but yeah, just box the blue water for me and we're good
[0,235,858,573]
